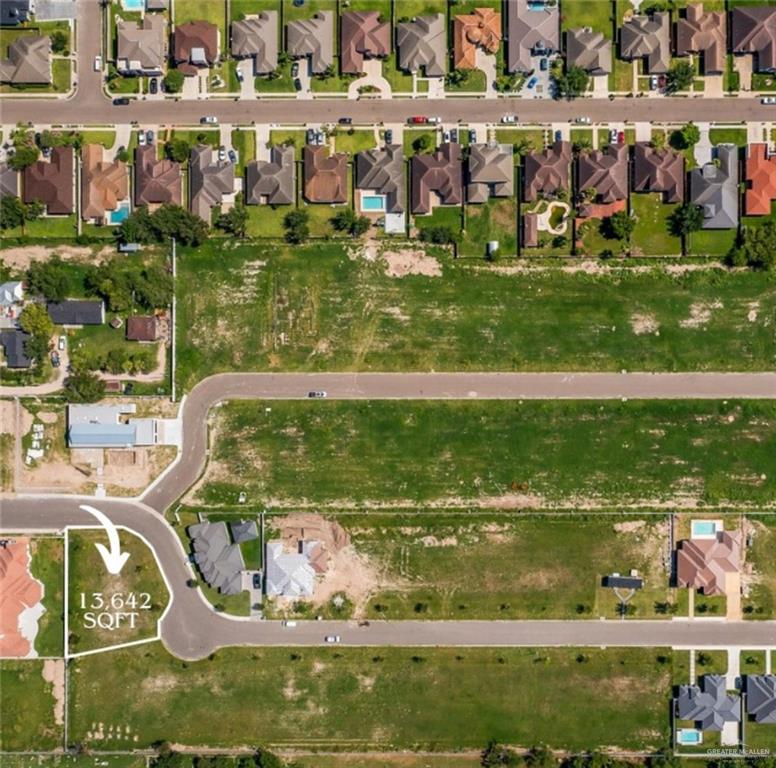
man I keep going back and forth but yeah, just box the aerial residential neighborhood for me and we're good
[0,1,776,768]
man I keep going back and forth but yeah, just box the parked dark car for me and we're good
[291,62,299,77]
[252,573,262,589]
[113,97,130,106]
[339,117,353,124]
[384,129,393,144]
[149,78,158,94]
[293,77,302,91]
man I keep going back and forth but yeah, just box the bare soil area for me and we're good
[0,244,113,271]
[382,249,442,278]
[42,659,65,726]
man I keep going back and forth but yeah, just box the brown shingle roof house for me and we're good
[619,11,671,74]
[340,11,390,75]
[632,142,685,203]
[23,146,74,215]
[116,15,166,74]
[566,27,612,75]
[189,144,235,223]
[453,7,502,70]
[523,140,571,202]
[731,6,776,73]
[246,145,296,206]
[81,144,129,222]
[676,529,742,597]
[174,20,219,76]
[466,142,514,203]
[126,315,161,342]
[0,34,51,84]
[675,3,726,76]
[410,143,463,215]
[577,144,629,206]
[303,145,348,204]
[134,145,181,207]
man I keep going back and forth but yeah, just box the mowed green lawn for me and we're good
[29,537,65,657]
[744,516,776,619]
[175,242,776,389]
[198,400,776,507]
[337,513,678,619]
[67,529,169,654]
[69,643,671,751]
[0,661,61,750]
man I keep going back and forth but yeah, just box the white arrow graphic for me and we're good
[79,504,131,575]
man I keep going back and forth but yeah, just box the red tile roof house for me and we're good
[744,143,776,215]
[23,145,74,215]
[676,530,743,596]
[173,20,219,76]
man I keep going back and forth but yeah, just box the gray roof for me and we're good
[230,519,258,544]
[467,142,514,203]
[265,540,316,598]
[66,404,155,448]
[287,11,333,74]
[189,521,245,596]
[146,0,167,10]
[0,35,52,84]
[620,12,671,74]
[1,0,30,26]
[566,27,611,75]
[506,0,560,74]
[47,299,104,326]
[245,145,295,206]
[117,14,166,74]
[396,14,446,77]
[231,12,278,74]
[355,144,405,213]
[0,329,31,368]
[676,675,741,731]
[0,281,23,308]
[0,163,19,198]
[189,144,235,223]
[746,675,776,724]
[689,144,739,230]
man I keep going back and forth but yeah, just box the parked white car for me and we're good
[138,131,146,146]
[200,116,219,125]
[93,55,102,72]
[761,96,776,105]
[501,114,517,124]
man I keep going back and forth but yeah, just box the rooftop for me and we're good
[396,14,446,77]
[246,145,296,206]
[676,3,726,75]
[189,144,235,223]
[676,675,741,731]
[126,315,160,342]
[523,140,572,202]
[47,299,104,326]
[340,10,391,75]
[410,142,463,215]
[745,142,776,215]
[356,144,405,213]
[689,145,739,229]
[732,6,776,73]
[0,329,31,368]
[135,144,182,207]
[174,20,219,75]
[231,12,278,74]
[189,521,245,596]
[746,675,776,724]
[117,14,166,73]
[506,0,560,75]
[566,27,612,75]
[577,144,629,206]
[265,539,317,598]
[287,11,334,75]
[303,145,348,204]
[676,529,742,596]
[632,142,684,203]
[466,142,514,203]
[23,146,74,215]
[620,12,671,74]
[453,7,502,70]
[0,35,51,85]
[81,144,129,221]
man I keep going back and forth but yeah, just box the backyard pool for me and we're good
[122,0,145,10]
[691,519,723,540]
[361,193,386,212]
[109,201,131,225]
[677,728,703,746]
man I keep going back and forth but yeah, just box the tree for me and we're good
[481,741,520,767]
[50,30,69,54]
[64,370,106,403]
[493,73,521,93]
[254,749,285,768]
[216,203,248,238]
[0,196,26,230]
[7,144,39,171]
[605,210,636,245]
[555,65,589,99]
[730,221,776,270]
[166,138,191,163]
[117,205,155,244]
[666,60,695,93]
[330,208,370,236]
[151,204,209,245]
[419,225,458,245]
[25,199,44,221]
[670,122,701,150]
[412,134,432,153]
[524,746,558,768]
[19,304,53,339]
[27,257,70,301]
[668,203,704,237]
[163,69,185,94]
[445,68,470,87]
[283,209,309,244]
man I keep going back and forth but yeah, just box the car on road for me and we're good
[409,116,427,124]
[113,97,130,106]
[325,635,341,643]
[650,75,659,90]
[762,96,776,105]
[291,62,299,77]
[218,146,227,162]
[93,55,102,72]
[146,130,154,144]
[200,116,218,125]
[450,128,458,143]
[554,130,563,142]
[384,129,393,143]
[252,573,261,589]
[617,130,625,144]
[58,335,66,351]
[282,620,297,627]
[149,77,158,94]
[574,116,592,124]
[501,114,517,124]
[138,131,146,146]
[228,149,237,164]
[527,76,538,89]
[308,390,327,398]
[338,117,352,124]
[316,130,325,145]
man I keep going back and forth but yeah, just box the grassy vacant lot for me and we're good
[630,194,682,257]
[335,513,678,619]
[461,197,518,258]
[176,242,776,388]
[69,643,671,751]
[1,759,146,768]
[560,0,613,36]
[334,129,377,155]
[199,400,776,507]
[174,0,226,38]
[294,757,479,768]
[29,537,65,657]
[0,661,61,750]
[744,516,776,619]
[67,529,169,654]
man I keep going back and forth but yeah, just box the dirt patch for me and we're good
[0,245,95,271]
[42,659,65,726]
[630,313,659,336]
[0,399,32,437]
[382,249,442,278]
[36,411,59,424]
[382,306,410,323]
[419,535,458,547]
[747,302,760,323]
[141,674,181,694]
[614,520,647,533]
[679,301,723,329]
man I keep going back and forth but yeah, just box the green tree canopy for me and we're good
[283,209,310,244]
[27,256,70,301]
[163,69,185,94]
[8,144,39,171]
[19,303,53,339]
[668,203,704,237]
[216,203,248,238]
[555,65,590,99]
[64,369,106,403]
[666,60,695,93]
[0,196,26,230]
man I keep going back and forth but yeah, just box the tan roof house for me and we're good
[577,144,629,208]
[677,530,742,596]
[566,27,612,75]
[287,12,334,74]
[246,145,296,206]
[189,144,236,223]
[231,12,278,74]
[675,3,726,75]
[0,35,51,84]
[116,14,166,74]
[506,0,559,74]
[632,142,684,203]
[81,144,129,222]
[620,11,671,73]
[410,143,463,215]
[466,143,514,203]
[453,7,501,70]
[396,14,446,77]
[174,20,219,76]
[303,145,348,204]
[134,145,181,207]
[23,146,74,215]
[340,11,390,75]
[522,140,572,202]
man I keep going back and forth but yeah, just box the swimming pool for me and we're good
[677,728,703,746]
[109,200,131,225]
[122,0,145,10]
[691,519,722,540]
[361,194,386,212]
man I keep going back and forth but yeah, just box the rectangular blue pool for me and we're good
[677,728,703,746]
[362,194,386,212]
[122,0,145,10]
[691,519,721,539]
